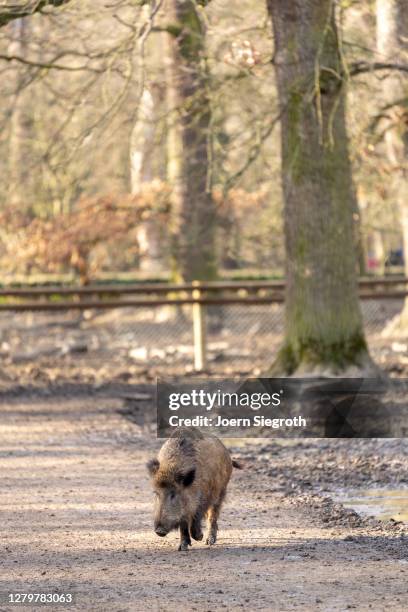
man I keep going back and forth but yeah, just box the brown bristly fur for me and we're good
[147,428,239,551]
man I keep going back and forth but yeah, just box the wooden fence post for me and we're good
[192,281,207,371]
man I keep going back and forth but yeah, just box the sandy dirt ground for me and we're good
[1,390,408,612]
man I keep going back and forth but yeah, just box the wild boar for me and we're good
[146,427,242,551]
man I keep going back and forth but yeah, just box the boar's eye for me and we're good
[169,490,176,500]
[175,468,196,487]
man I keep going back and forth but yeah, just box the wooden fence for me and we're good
[2,277,408,370]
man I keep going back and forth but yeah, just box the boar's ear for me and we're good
[146,458,160,476]
[176,468,195,487]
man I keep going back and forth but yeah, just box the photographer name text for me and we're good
[167,415,306,429]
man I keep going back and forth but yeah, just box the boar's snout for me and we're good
[154,523,168,537]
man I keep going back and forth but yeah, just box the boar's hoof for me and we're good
[178,541,190,552]
[206,534,217,546]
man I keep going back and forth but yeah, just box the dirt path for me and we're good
[1,395,407,611]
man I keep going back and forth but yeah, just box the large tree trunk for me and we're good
[376,0,408,332]
[266,0,374,375]
[164,0,217,282]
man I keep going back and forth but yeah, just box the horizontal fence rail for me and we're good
[0,276,408,304]
[1,292,408,311]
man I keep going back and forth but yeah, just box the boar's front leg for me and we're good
[178,519,191,551]
[191,512,204,541]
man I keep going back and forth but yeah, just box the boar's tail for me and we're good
[232,459,243,469]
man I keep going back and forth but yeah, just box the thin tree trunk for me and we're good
[130,89,155,192]
[266,0,374,375]
[130,87,163,273]
[7,18,31,207]
[164,0,217,282]
[376,0,408,328]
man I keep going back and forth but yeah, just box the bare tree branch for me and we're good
[350,61,408,77]
[0,1,71,28]
[0,53,102,72]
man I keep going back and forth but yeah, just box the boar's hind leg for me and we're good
[206,489,227,546]
[205,506,219,545]
[205,503,222,545]
[178,519,192,552]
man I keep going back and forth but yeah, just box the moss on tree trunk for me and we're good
[267,0,375,375]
